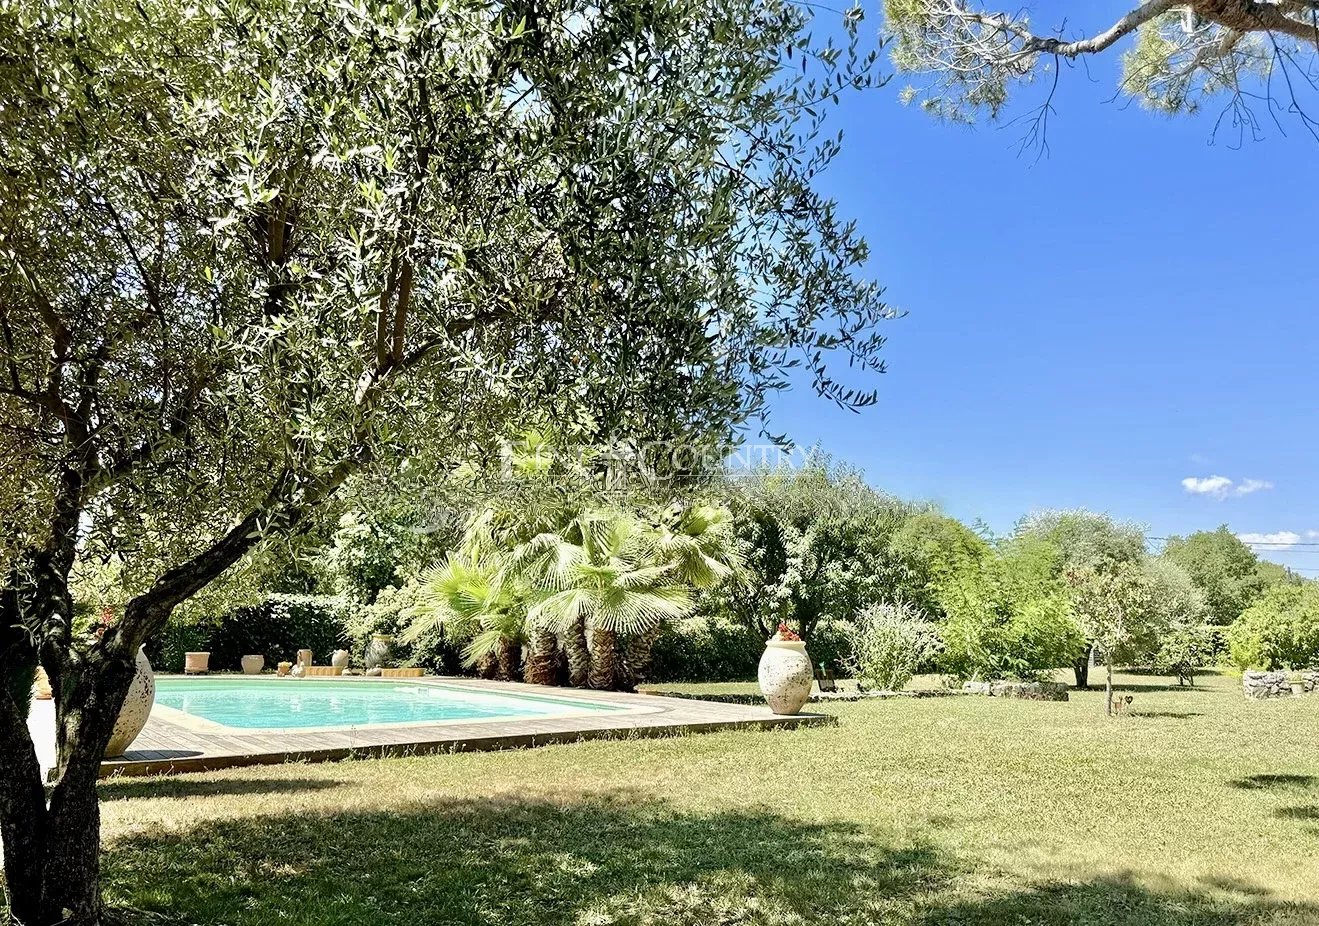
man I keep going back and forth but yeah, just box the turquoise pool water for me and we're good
[155,678,624,730]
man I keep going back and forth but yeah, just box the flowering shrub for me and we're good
[844,602,942,692]
[774,622,801,642]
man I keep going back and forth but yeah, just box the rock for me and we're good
[365,667,383,677]
[961,681,992,695]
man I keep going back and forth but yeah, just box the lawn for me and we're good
[98,671,1319,925]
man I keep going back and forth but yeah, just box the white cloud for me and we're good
[1180,475,1274,499]
[1182,475,1233,497]
[1308,530,1319,540]
[1236,531,1301,548]
[1181,475,1234,498]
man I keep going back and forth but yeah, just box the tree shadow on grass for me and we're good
[98,776,342,802]
[1274,806,1319,821]
[1129,711,1205,720]
[1229,774,1317,792]
[921,875,1316,926]
[100,794,1318,926]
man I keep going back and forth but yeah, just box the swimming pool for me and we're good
[154,678,628,730]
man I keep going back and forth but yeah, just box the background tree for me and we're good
[1161,527,1282,626]
[722,454,916,644]
[1142,558,1212,685]
[936,535,1084,682]
[884,0,1319,138]
[1227,582,1319,670]
[1014,509,1147,687]
[0,0,889,920]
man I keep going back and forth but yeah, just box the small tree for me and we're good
[1068,565,1162,715]
[843,602,943,692]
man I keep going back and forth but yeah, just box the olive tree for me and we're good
[885,0,1319,140]
[0,0,890,921]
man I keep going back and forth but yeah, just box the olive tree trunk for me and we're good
[1,606,142,926]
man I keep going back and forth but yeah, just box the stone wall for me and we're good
[1243,669,1319,699]
[961,680,1070,702]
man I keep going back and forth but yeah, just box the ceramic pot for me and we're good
[365,634,394,669]
[106,646,155,757]
[276,661,292,677]
[184,651,210,675]
[757,639,813,715]
[331,649,350,669]
[296,648,313,668]
[241,654,265,675]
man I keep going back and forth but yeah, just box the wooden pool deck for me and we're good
[92,677,833,778]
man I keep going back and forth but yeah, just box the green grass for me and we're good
[96,671,1319,925]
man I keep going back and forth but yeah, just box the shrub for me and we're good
[149,594,351,672]
[343,581,464,673]
[1154,623,1216,685]
[647,614,764,682]
[936,540,1084,681]
[843,602,942,691]
[1228,583,1319,670]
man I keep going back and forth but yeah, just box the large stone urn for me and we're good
[331,649,350,670]
[241,654,265,675]
[106,646,155,757]
[365,634,394,670]
[758,638,813,715]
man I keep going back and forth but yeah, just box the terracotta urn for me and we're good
[106,646,155,757]
[241,654,265,675]
[758,638,813,715]
[296,648,313,668]
[184,651,210,675]
[331,649,350,669]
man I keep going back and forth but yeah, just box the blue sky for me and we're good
[767,22,1319,575]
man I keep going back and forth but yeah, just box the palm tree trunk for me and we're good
[477,652,499,679]
[623,625,663,686]
[524,627,559,686]
[564,615,590,687]
[588,626,619,690]
[496,640,521,681]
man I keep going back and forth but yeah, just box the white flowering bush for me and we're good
[843,602,943,692]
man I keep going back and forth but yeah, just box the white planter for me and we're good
[758,639,813,715]
[241,654,265,675]
[331,649,350,669]
[106,646,155,757]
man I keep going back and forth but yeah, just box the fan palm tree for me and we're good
[515,509,692,690]
[406,536,526,680]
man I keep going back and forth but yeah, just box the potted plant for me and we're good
[184,651,210,675]
[757,623,813,715]
[241,654,265,675]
